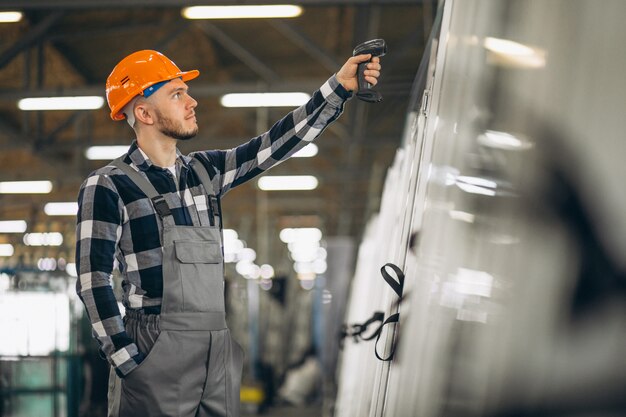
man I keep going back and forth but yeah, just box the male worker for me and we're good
[75,49,381,417]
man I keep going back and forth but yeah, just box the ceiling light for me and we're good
[0,220,27,233]
[44,202,78,216]
[85,146,128,160]
[258,175,318,191]
[18,96,105,111]
[0,244,14,257]
[0,181,52,194]
[23,232,63,246]
[0,12,22,23]
[293,144,318,158]
[220,92,310,108]
[182,5,302,20]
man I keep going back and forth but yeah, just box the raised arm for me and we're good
[192,54,382,196]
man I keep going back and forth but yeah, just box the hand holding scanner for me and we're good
[353,39,387,103]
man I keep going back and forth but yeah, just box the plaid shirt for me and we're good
[76,76,351,377]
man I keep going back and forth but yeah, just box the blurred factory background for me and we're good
[0,1,424,416]
[1,1,625,417]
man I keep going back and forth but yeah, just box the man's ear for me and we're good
[134,100,154,126]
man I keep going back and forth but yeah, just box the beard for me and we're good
[155,109,198,141]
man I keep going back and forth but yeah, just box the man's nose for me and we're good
[188,95,198,109]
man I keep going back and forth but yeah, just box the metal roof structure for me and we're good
[0,1,431,270]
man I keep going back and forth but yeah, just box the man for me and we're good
[75,49,381,417]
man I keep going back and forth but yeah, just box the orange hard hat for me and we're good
[105,50,199,121]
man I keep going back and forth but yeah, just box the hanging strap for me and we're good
[374,263,405,361]
[110,157,174,226]
[189,157,222,229]
[374,313,400,361]
[381,263,405,298]
[340,311,385,344]
[338,262,405,361]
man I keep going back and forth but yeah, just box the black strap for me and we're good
[353,311,385,342]
[110,157,173,220]
[374,313,399,361]
[151,195,172,217]
[381,263,405,298]
[338,263,405,361]
[374,263,405,361]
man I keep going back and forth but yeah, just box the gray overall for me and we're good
[107,158,243,417]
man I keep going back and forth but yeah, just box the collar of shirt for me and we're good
[126,139,193,172]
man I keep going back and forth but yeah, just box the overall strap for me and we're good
[190,157,222,229]
[110,157,175,227]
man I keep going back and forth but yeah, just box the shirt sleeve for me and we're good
[75,172,144,378]
[192,74,352,196]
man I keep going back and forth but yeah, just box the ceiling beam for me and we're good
[0,12,65,70]
[195,22,281,83]
[3,1,422,9]
[268,20,341,74]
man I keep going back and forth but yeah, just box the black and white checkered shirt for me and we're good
[76,76,351,377]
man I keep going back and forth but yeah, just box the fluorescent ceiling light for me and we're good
[85,146,128,160]
[23,232,63,247]
[293,144,318,158]
[0,181,52,194]
[258,175,318,191]
[18,96,105,111]
[44,202,78,216]
[182,5,302,19]
[0,11,22,23]
[0,244,14,257]
[0,220,27,233]
[221,92,310,108]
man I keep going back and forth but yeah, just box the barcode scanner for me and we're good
[353,39,387,103]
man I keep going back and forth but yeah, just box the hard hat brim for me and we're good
[110,69,200,121]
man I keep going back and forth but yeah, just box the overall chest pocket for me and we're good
[174,240,224,312]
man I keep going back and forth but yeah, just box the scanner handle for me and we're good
[353,39,387,103]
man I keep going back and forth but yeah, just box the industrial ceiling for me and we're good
[0,0,431,272]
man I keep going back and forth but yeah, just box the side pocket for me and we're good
[120,332,176,416]
[124,330,163,378]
